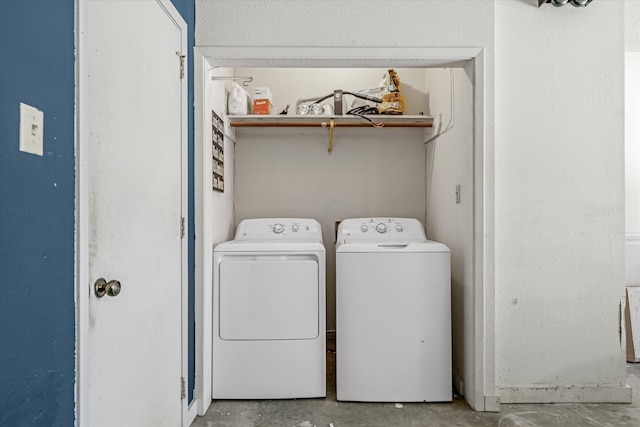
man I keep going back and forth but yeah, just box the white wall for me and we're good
[425,66,474,397]
[626,0,640,53]
[200,64,236,314]
[494,1,627,402]
[627,54,640,236]
[196,0,628,408]
[206,68,236,244]
[626,52,640,288]
[625,1,640,286]
[196,1,495,51]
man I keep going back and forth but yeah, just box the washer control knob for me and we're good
[376,223,387,233]
[273,223,285,234]
[292,224,299,232]
[360,225,368,232]
[395,224,403,232]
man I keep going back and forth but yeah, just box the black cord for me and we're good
[310,92,383,106]
[347,106,383,127]
[311,94,334,105]
[347,106,379,115]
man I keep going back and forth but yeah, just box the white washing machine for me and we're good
[336,218,451,402]
[212,218,326,399]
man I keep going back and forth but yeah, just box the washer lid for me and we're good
[337,240,449,253]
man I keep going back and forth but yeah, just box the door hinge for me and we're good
[181,376,186,400]
[180,216,185,239]
[176,51,185,79]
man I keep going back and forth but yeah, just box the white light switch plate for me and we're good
[19,102,44,156]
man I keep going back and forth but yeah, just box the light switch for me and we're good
[19,102,44,156]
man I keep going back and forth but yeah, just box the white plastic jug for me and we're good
[228,81,251,115]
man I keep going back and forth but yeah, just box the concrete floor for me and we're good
[192,343,640,427]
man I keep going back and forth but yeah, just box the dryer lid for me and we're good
[214,240,325,252]
[234,218,323,243]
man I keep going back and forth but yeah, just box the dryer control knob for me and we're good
[292,224,299,232]
[360,225,368,232]
[273,223,285,234]
[395,224,403,232]
[376,223,387,233]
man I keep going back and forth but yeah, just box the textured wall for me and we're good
[625,0,640,289]
[196,0,494,49]
[494,1,625,390]
[627,53,640,237]
[625,1,640,236]
[0,1,75,425]
[626,0,640,52]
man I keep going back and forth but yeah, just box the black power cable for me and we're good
[347,106,382,127]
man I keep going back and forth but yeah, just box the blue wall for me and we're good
[0,1,76,425]
[0,0,195,424]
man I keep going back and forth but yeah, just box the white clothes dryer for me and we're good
[212,218,326,399]
[336,218,451,402]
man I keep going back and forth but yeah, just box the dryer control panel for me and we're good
[337,218,426,242]
[235,218,323,241]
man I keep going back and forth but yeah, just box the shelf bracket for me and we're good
[210,75,253,87]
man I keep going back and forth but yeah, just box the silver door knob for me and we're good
[94,278,122,298]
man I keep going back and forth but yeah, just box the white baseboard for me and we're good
[497,385,632,404]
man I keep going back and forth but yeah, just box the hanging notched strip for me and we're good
[328,119,335,154]
[320,119,336,154]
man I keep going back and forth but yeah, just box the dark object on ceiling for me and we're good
[537,0,594,7]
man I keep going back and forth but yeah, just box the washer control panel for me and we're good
[235,218,322,241]
[337,218,426,242]
[375,223,388,234]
